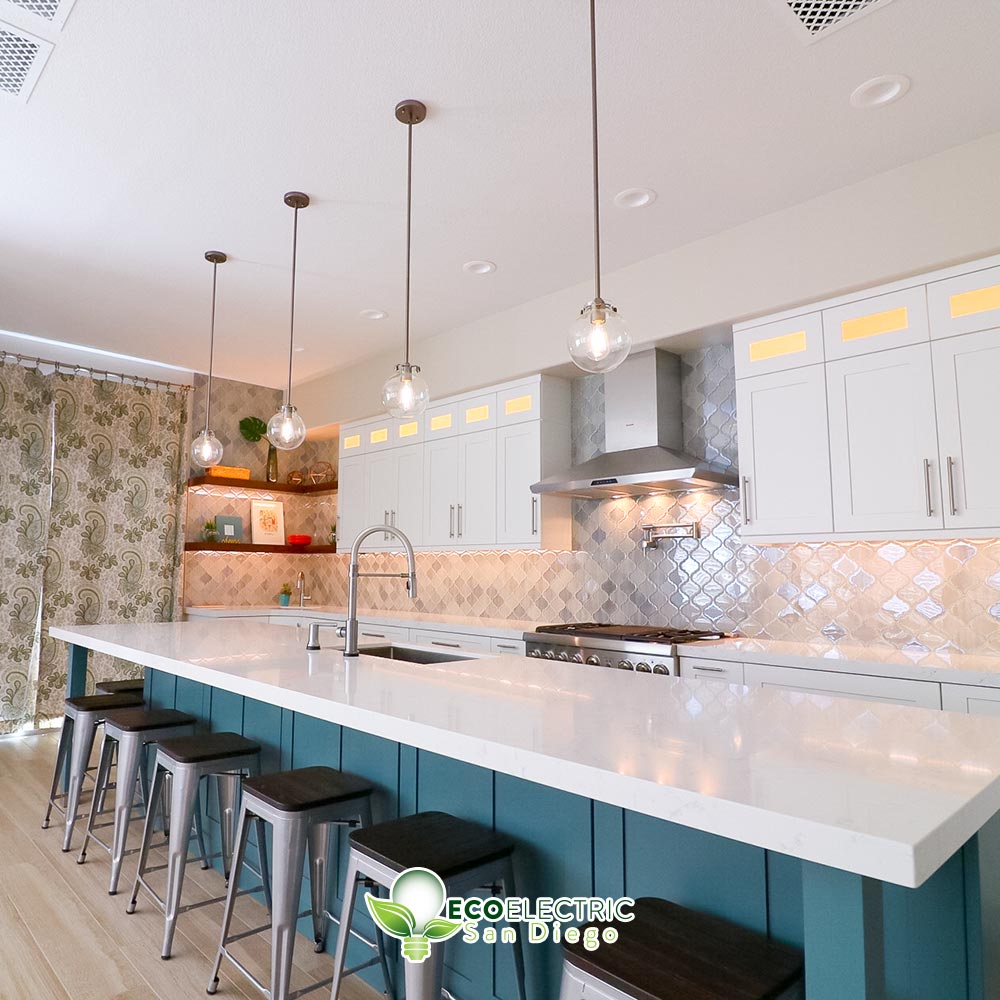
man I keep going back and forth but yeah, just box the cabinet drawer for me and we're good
[411,629,493,654]
[744,663,941,709]
[928,265,1000,340]
[356,622,410,644]
[941,683,1000,716]
[822,286,929,361]
[734,312,823,378]
[459,393,497,433]
[680,657,744,684]
[491,638,526,656]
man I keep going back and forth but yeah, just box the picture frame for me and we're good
[250,500,285,545]
[215,515,243,543]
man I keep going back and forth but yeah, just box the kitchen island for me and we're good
[51,620,1000,1000]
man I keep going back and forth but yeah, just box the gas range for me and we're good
[522,623,729,676]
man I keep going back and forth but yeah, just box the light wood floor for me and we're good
[0,730,380,1000]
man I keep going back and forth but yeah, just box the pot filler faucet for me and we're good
[305,524,418,656]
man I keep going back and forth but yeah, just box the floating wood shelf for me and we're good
[187,475,337,496]
[184,542,338,554]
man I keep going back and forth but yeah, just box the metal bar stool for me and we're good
[42,692,145,852]
[208,765,393,1000]
[77,706,198,895]
[127,731,265,959]
[558,896,804,1000]
[331,811,527,1000]
[95,677,145,695]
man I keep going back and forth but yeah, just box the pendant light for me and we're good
[191,250,227,468]
[267,191,310,450]
[382,99,430,419]
[567,0,631,374]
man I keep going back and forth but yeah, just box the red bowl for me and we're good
[287,534,312,546]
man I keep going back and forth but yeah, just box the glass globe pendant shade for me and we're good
[382,363,429,418]
[567,298,631,374]
[266,403,307,451]
[191,428,224,468]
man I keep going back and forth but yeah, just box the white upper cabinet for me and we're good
[928,265,1000,339]
[423,437,460,548]
[822,286,929,362]
[736,365,833,536]
[364,449,397,547]
[336,454,365,549]
[932,330,1000,529]
[456,429,497,546]
[733,312,824,379]
[496,423,542,545]
[391,443,424,546]
[826,344,942,532]
[458,392,497,434]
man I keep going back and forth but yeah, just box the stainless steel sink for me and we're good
[358,643,479,664]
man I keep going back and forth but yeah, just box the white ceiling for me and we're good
[2,0,999,387]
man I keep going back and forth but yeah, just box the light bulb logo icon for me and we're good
[365,867,463,963]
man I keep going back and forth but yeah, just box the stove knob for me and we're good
[635,661,651,673]
[543,650,556,660]
[557,651,570,661]
[527,649,541,658]
[652,663,671,675]
[586,655,601,666]
[572,653,584,663]
[618,660,634,671]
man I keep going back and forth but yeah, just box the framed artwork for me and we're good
[250,500,285,545]
[215,515,243,543]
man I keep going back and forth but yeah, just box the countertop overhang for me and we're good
[50,620,1000,888]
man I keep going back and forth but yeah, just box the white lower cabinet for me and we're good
[941,684,1000,716]
[744,662,942,709]
[411,629,493,654]
[826,344,942,533]
[491,638,526,656]
[679,657,745,684]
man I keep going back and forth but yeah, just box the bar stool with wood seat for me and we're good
[77,706,199,895]
[42,691,145,852]
[207,765,394,1000]
[95,677,145,695]
[330,810,527,1000]
[127,731,264,959]
[559,896,804,1000]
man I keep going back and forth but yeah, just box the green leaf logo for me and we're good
[422,917,463,941]
[366,896,416,938]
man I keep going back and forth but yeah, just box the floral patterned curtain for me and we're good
[18,372,188,725]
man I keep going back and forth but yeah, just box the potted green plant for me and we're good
[240,416,277,483]
[278,582,292,607]
[202,519,218,543]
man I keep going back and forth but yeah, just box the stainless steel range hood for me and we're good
[531,349,737,500]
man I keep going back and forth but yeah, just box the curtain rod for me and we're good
[0,349,191,392]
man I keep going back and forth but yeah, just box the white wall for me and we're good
[296,129,1000,431]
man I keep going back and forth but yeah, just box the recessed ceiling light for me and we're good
[850,74,910,109]
[360,309,388,321]
[462,260,496,275]
[613,187,657,209]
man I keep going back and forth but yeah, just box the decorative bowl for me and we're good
[287,534,312,547]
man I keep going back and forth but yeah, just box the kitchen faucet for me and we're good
[295,570,311,608]
[305,524,417,655]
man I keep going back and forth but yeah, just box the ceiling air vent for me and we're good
[0,20,52,102]
[774,0,897,41]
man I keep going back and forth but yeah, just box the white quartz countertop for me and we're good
[51,621,1000,889]
[680,637,1000,687]
[183,605,537,641]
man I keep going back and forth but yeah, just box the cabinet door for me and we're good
[496,423,541,546]
[364,450,396,546]
[457,429,497,546]
[423,437,459,548]
[826,344,943,532]
[928,265,1000,340]
[941,683,1000,716]
[735,365,833,536]
[822,285,929,362]
[336,454,365,550]
[932,330,1000,530]
[744,663,941,709]
[391,443,424,546]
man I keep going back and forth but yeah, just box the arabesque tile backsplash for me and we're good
[182,349,1000,657]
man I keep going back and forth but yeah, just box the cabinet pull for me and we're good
[391,509,397,527]
[690,664,726,673]
[457,503,463,538]
[923,458,934,517]
[531,496,538,535]
[361,631,385,639]
[384,509,390,541]
[946,456,958,517]
[496,643,518,651]
[741,476,751,525]
[449,504,455,538]
[431,640,462,648]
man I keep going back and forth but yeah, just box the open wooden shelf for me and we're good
[184,541,338,554]
[187,475,337,496]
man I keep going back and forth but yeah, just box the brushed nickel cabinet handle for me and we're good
[449,504,455,538]
[946,456,958,517]
[431,640,462,648]
[457,503,463,538]
[531,496,538,535]
[361,631,385,639]
[690,664,726,673]
[741,476,751,526]
[923,459,934,517]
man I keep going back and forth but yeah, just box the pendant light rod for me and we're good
[283,191,310,404]
[589,0,602,303]
[395,100,426,369]
[203,250,227,433]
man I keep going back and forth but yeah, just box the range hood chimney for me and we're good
[531,349,737,499]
